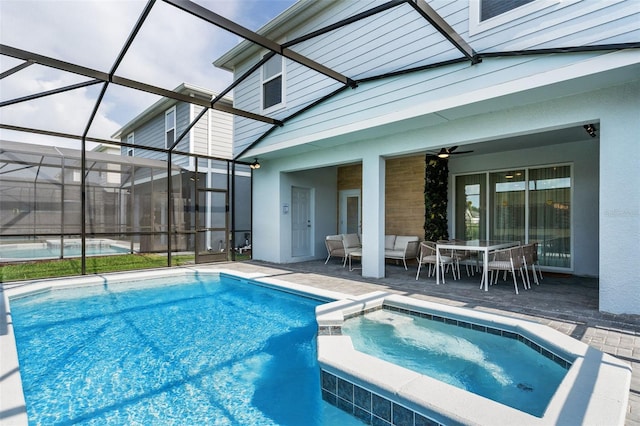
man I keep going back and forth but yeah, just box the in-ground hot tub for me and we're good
[316,291,631,426]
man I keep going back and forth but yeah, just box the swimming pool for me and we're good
[6,271,361,425]
[1,268,632,426]
[341,308,568,417]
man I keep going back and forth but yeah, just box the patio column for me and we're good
[599,107,640,315]
[361,154,385,278]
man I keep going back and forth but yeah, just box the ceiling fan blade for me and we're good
[448,146,459,153]
[451,150,473,155]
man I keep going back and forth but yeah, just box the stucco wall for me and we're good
[250,79,640,314]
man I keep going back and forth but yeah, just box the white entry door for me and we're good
[339,189,361,235]
[291,186,312,257]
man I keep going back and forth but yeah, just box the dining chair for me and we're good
[521,243,541,287]
[416,241,457,283]
[436,240,464,278]
[480,246,527,294]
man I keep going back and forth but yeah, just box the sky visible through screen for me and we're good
[0,0,297,146]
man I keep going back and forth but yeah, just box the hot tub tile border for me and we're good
[321,370,442,426]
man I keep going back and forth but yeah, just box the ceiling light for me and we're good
[250,158,260,169]
[437,148,449,159]
[583,123,597,137]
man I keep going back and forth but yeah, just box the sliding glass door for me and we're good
[490,170,525,243]
[454,164,571,270]
[528,166,571,268]
[455,174,486,240]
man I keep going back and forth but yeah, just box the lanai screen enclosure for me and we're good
[1,0,638,281]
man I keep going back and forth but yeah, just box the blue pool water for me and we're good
[10,274,363,425]
[342,309,569,417]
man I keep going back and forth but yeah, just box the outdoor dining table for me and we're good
[435,240,520,290]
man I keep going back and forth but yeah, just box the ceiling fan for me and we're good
[431,146,473,159]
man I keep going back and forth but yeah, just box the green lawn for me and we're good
[0,254,195,282]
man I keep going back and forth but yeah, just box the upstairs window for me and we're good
[262,54,283,110]
[470,0,558,36]
[126,132,134,156]
[480,0,535,21]
[165,107,176,149]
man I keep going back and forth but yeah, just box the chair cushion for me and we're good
[385,235,396,250]
[325,239,344,253]
[342,233,361,249]
[393,236,419,251]
[385,249,405,259]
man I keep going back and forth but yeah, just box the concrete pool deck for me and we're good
[1,260,639,425]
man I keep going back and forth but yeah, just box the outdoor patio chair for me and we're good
[438,239,478,277]
[324,235,346,265]
[522,243,541,287]
[416,241,457,283]
[481,246,527,294]
[531,242,543,282]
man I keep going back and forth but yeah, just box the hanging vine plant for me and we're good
[424,154,449,242]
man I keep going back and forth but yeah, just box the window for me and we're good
[454,165,572,270]
[126,132,134,156]
[262,54,283,110]
[469,0,561,36]
[165,107,176,149]
[480,0,534,21]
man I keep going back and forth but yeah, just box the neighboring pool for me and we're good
[341,308,568,417]
[9,273,361,425]
[0,240,130,261]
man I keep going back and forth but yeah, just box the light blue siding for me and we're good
[230,0,639,157]
[250,51,615,152]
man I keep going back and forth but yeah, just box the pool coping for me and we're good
[0,267,632,426]
[316,292,632,425]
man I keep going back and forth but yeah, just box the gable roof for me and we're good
[112,83,232,139]
[213,0,334,71]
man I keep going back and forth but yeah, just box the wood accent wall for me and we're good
[337,164,362,191]
[385,155,425,238]
[336,155,425,238]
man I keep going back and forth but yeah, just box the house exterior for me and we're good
[112,84,252,259]
[214,0,640,315]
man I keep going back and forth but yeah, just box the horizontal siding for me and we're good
[209,109,233,159]
[174,102,191,158]
[468,0,640,51]
[231,0,640,157]
[192,105,209,156]
[250,51,619,150]
[123,114,166,162]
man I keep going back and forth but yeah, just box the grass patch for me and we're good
[1,254,195,283]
